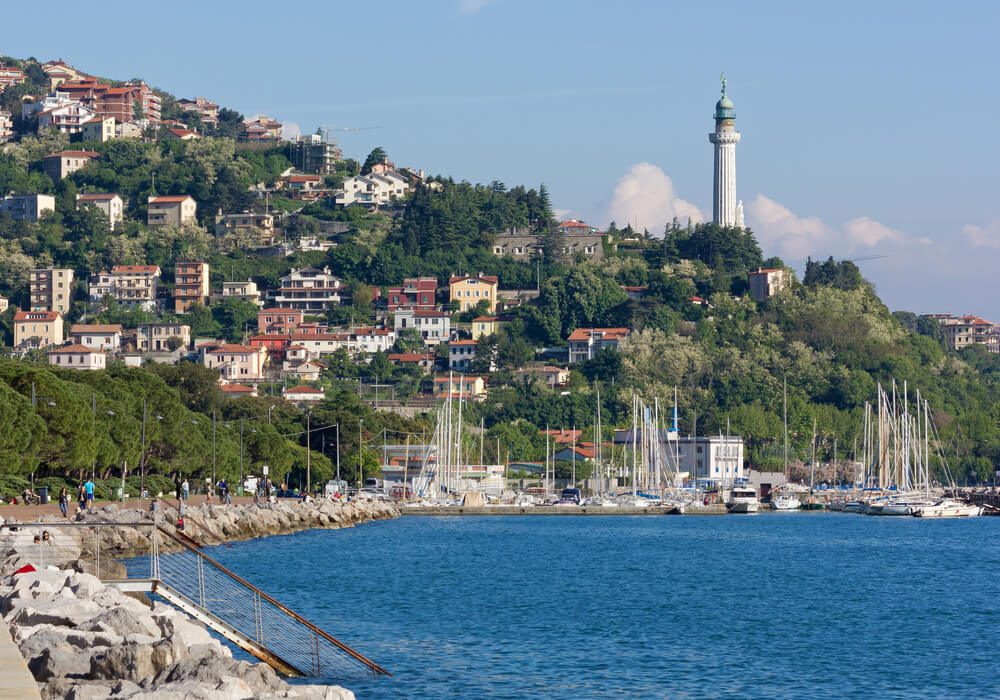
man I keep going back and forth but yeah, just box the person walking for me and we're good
[77,482,86,513]
[58,488,69,518]
[83,478,95,510]
[206,480,214,505]
[222,479,231,505]
[181,479,190,501]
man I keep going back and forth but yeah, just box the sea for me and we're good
[165,514,1000,699]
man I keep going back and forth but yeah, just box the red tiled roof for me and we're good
[284,175,320,182]
[221,384,254,393]
[76,193,119,201]
[541,429,581,444]
[388,353,434,362]
[566,328,630,342]
[285,386,323,394]
[751,268,783,274]
[52,343,100,354]
[208,344,259,353]
[411,309,449,318]
[260,308,302,314]
[449,340,477,346]
[472,316,498,322]
[14,311,60,321]
[168,128,197,137]
[112,265,160,273]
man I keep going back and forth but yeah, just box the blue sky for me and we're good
[8,0,1000,317]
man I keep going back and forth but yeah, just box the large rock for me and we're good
[89,637,188,682]
[80,606,161,639]
[29,646,95,681]
[7,597,104,627]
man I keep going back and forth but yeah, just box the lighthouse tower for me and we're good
[709,75,741,228]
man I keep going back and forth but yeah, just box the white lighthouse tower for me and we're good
[709,74,741,228]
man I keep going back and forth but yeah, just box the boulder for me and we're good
[8,597,103,627]
[80,606,161,639]
[89,637,188,683]
[42,679,115,700]
[29,646,95,681]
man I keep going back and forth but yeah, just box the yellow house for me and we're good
[13,310,64,348]
[470,315,507,340]
[81,117,116,142]
[449,274,498,313]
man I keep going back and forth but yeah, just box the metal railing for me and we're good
[0,521,389,680]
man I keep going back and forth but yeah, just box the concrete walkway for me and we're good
[0,618,40,699]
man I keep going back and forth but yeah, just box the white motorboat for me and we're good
[771,494,801,511]
[912,499,983,518]
[726,485,760,513]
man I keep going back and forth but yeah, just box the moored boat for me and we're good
[912,499,983,518]
[726,484,760,513]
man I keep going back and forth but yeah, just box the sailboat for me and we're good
[772,378,801,510]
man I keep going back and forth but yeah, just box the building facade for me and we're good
[173,261,210,314]
[42,150,99,180]
[148,195,197,227]
[204,344,267,381]
[291,134,341,174]
[273,267,342,312]
[394,309,451,345]
[75,193,123,230]
[136,323,190,352]
[748,267,787,302]
[13,310,63,348]
[222,280,262,307]
[386,277,437,311]
[89,265,161,309]
[29,268,74,313]
[69,324,123,351]
[49,344,106,371]
[449,274,498,313]
[567,328,630,363]
[1,194,55,221]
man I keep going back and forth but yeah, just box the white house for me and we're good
[76,193,124,230]
[353,327,396,354]
[69,324,123,351]
[394,309,451,346]
[273,266,342,312]
[282,385,325,403]
[335,171,409,207]
[49,344,106,370]
[448,339,478,372]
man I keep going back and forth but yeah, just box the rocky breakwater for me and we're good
[1,566,354,699]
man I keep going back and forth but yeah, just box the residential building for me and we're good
[165,128,199,140]
[285,361,323,382]
[0,110,12,143]
[174,262,210,314]
[394,309,451,345]
[13,310,63,348]
[280,175,322,193]
[204,343,267,381]
[291,133,341,174]
[75,193,123,230]
[0,296,7,313]
[923,314,1000,352]
[513,365,570,389]
[57,77,160,122]
[567,328,630,363]
[335,171,410,207]
[80,116,116,142]
[49,344,105,371]
[214,212,275,242]
[387,277,437,312]
[288,332,352,356]
[241,116,282,142]
[748,267,787,302]
[176,97,219,128]
[89,265,161,309]
[354,327,396,354]
[135,323,190,352]
[221,384,257,399]
[250,333,291,354]
[282,385,325,403]
[471,315,508,341]
[432,375,487,400]
[222,280,262,307]
[491,226,604,263]
[0,66,26,91]
[273,267,342,312]
[41,150,99,180]
[449,274,498,313]
[258,308,305,333]
[22,91,77,119]
[613,431,745,485]
[69,324,123,351]
[623,286,648,299]
[448,339,480,372]
[1,194,55,221]
[148,195,197,227]
[35,98,98,134]
[388,353,436,373]
[40,60,91,88]
[29,268,74,313]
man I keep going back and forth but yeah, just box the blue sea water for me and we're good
[189,514,998,699]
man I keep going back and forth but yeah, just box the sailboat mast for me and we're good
[783,377,788,481]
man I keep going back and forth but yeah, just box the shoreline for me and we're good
[0,498,399,698]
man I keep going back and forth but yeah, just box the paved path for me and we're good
[0,619,40,699]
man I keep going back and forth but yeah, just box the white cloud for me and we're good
[552,208,572,221]
[746,195,908,260]
[961,219,1000,249]
[607,163,704,234]
[281,121,302,140]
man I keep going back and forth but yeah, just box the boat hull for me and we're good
[726,501,760,513]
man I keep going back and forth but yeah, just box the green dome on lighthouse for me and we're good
[715,73,735,121]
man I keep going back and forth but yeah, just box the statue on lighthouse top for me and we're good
[710,73,741,227]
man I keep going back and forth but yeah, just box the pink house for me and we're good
[204,343,267,381]
[49,344,106,370]
[258,308,304,333]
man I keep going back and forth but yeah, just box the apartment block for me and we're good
[76,193,123,230]
[89,265,161,309]
[1,194,56,222]
[13,310,64,348]
[449,274,498,313]
[136,323,191,352]
[387,277,437,312]
[567,328,630,363]
[41,150,99,180]
[174,261,210,314]
[29,268,75,313]
[273,267,342,312]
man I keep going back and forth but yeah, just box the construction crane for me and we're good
[316,125,382,145]
[842,254,889,263]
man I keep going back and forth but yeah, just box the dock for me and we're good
[0,618,40,699]
[399,504,729,516]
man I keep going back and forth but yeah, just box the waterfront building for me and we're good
[709,75,743,228]
[613,429,745,485]
[29,268,74,313]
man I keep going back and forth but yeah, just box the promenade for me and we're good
[0,619,40,700]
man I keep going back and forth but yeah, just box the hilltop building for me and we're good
[1,194,55,221]
[75,193,123,230]
[748,267,787,301]
[29,268,74,313]
[174,261,210,314]
[709,75,743,228]
[449,274,498,313]
[148,195,197,227]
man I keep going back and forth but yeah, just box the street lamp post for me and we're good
[336,423,340,486]
[305,410,312,495]
[358,419,364,493]
[268,405,276,425]
[212,411,217,486]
